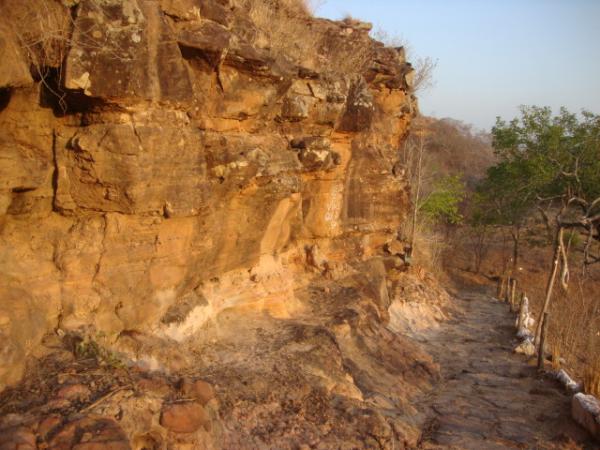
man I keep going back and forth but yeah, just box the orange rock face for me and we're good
[0,1,434,448]
[0,0,415,389]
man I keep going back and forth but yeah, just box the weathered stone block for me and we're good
[64,0,193,102]
[572,393,600,440]
[338,79,375,132]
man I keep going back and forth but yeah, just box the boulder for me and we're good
[282,96,312,121]
[181,379,216,405]
[37,415,62,440]
[572,393,600,440]
[291,137,340,172]
[136,377,171,397]
[49,417,131,450]
[160,402,209,433]
[177,22,232,57]
[0,5,418,437]
[513,339,535,356]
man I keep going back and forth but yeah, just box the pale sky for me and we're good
[316,0,600,132]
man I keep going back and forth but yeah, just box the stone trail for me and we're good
[417,291,595,449]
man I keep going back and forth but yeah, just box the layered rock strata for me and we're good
[0,1,439,448]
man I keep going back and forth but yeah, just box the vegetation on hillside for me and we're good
[401,116,494,272]
[434,107,600,396]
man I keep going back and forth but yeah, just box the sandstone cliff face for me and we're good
[0,1,440,448]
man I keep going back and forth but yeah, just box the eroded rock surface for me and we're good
[0,0,432,448]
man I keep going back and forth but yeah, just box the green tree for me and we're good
[471,160,534,272]
[488,106,600,347]
[420,174,466,226]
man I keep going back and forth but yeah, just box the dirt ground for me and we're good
[0,279,597,449]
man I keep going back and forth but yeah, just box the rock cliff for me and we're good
[0,1,445,448]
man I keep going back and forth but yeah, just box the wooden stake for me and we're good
[498,269,509,301]
[519,291,525,312]
[535,227,563,346]
[517,293,528,333]
[510,278,517,311]
[537,312,549,371]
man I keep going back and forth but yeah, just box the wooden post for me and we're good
[519,292,525,314]
[517,293,528,333]
[509,278,517,312]
[497,268,509,300]
[517,299,524,331]
[497,276,503,299]
[535,227,563,346]
[504,277,511,303]
[537,312,549,371]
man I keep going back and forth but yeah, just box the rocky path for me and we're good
[417,291,594,449]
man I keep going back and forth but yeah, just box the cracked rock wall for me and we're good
[0,0,417,390]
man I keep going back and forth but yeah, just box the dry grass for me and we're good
[7,0,71,68]
[5,0,71,109]
[583,360,600,397]
[322,25,374,76]
[11,0,376,97]
[7,0,136,112]
[400,220,448,281]
[235,0,320,66]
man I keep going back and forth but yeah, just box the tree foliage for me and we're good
[420,174,466,225]
[491,106,600,205]
[474,106,600,243]
[472,161,533,228]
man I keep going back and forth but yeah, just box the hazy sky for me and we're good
[316,0,600,132]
